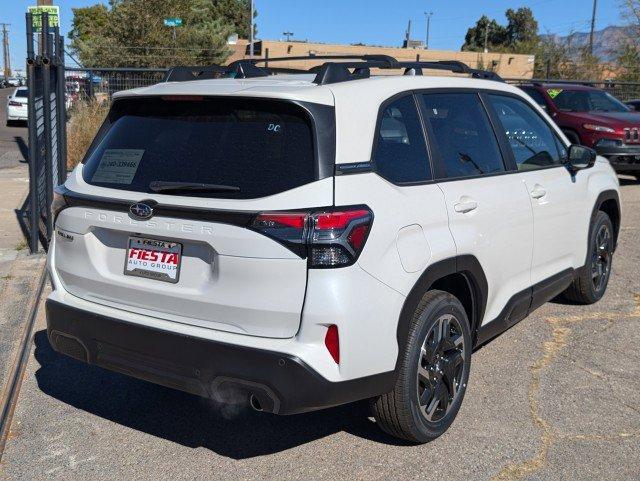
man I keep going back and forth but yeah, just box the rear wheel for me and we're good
[562,211,614,304]
[372,290,471,443]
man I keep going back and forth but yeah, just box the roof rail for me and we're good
[164,55,503,85]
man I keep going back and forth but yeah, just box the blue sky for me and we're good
[3,0,624,72]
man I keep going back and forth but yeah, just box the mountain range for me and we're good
[543,25,636,61]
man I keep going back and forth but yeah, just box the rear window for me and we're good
[15,89,28,98]
[82,97,317,199]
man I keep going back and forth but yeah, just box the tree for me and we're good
[617,0,640,81]
[461,15,506,52]
[462,8,539,53]
[68,0,256,68]
[505,7,538,46]
[210,0,255,39]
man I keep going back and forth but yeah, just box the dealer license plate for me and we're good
[124,236,182,283]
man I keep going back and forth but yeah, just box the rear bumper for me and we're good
[46,299,395,415]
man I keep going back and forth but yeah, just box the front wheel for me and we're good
[562,211,614,304]
[372,290,471,443]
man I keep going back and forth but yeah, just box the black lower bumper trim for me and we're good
[46,299,395,415]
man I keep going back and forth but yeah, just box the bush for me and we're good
[66,100,109,170]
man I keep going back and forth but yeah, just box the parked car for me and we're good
[519,83,640,179]
[6,87,28,125]
[6,77,21,87]
[47,59,620,443]
[626,99,640,111]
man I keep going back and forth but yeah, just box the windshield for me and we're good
[83,97,317,199]
[549,89,630,113]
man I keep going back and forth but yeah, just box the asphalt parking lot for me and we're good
[0,159,638,477]
[0,88,28,169]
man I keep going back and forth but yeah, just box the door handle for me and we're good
[454,200,478,213]
[530,185,547,199]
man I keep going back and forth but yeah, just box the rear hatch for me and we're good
[54,95,335,338]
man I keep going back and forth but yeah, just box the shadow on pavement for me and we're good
[33,330,407,458]
[14,135,29,163]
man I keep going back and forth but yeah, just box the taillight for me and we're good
[324,325,340,363]
[250,206,373,268]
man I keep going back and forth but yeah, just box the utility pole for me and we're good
[283,31,294,42]
[1,23,10,79]
[483,23,490,53]
[424,12,433,49]
[249,0,254,58]
[588,0,598,55]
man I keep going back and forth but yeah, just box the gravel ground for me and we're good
[1,179,639,481]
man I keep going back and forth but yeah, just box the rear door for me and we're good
[54,96,334,339]
[420,91,534,326]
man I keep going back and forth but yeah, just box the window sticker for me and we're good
[91,149,145,184]
[547,89,563,99]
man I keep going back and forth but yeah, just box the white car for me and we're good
[46,57,620,443]
[6,87,28,125]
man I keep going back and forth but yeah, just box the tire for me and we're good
[562,211,614,304]
[634,175,640,183]
[563,130,581,145]
[372,290,472,443]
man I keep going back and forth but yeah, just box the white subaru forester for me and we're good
[47,57,620,443]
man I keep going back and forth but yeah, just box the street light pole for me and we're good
[424,12,433,49]
[283,31,294,42]
[249,0,254,58]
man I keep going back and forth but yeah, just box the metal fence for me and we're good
[506,78,640,102]
[64,67,167,102]
[23,12,67,254]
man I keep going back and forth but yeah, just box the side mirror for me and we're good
[566,144,596,173]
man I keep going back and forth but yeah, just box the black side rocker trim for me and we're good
[45,300,395,415]
[476,268,575,347]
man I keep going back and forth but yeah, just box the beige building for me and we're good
[228,40,535,79]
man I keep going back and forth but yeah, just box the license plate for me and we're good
[124,236,182,283]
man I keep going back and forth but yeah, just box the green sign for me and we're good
[547,88,563,99]
[163,18,183,27]
[28,5,60,32]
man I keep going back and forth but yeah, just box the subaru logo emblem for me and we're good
[129,202,154,220]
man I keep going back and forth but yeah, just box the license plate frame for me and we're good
[124,236,182,284]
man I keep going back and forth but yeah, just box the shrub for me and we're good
[66,100,109,170]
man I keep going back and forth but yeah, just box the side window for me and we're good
[421,93,505,179]
[488,94,564,171]
[372,95,432,183]
[521,87,548,110]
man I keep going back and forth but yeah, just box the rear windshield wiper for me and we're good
[149,181,241,194]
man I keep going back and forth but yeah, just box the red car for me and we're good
[519,83,640,178]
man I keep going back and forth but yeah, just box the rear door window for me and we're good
[421,93,505,179]
[83,97,317,199]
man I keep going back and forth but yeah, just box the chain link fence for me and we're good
[64,67,167,104]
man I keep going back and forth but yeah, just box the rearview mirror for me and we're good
[566,144,596,172]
